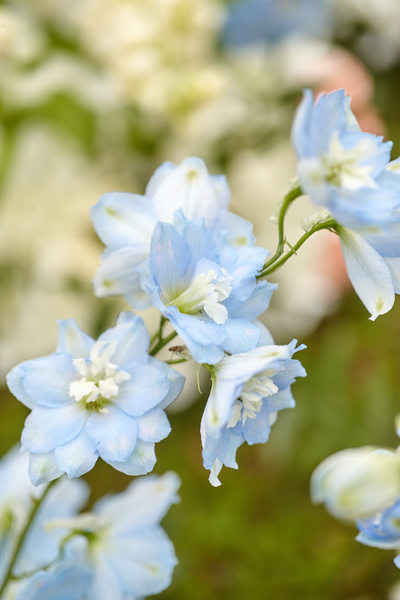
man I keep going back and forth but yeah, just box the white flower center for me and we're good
[169,269,233,324]
[69,341,130,413]
[227,370,278,428]
[322,134,378,190]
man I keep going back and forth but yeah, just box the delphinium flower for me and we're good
[91,156,265,308]
[201,328,305,485]
[223,0,333,48]
[292,88,400,320]
[7,312,184,484]
[311,446,400,521]
[143,212,274,364]
[14,472,180,600]
[0,447,88,590]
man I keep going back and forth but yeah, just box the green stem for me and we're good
[258,219,338,277]
[261,184,303,271]
[0,479,57,596]
[149,330,177,356]
[150,316,167,346]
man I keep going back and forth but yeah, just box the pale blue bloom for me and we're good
[7,313,184,485]
[143,214,275,364]
[292,89,400,320]
[201,331,305,485]
[223,0,333,48]
[91,157,264,308]
[292,89,395,228]
[22,472,180,600]
[0,447,88,589]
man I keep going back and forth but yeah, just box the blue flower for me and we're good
[19,472,180,600]
[292,89,395,228]
[201,331,305,485]
[91,157,264,308]
[292,89,400,320]
[0,447,88,588]
[223,0,333,48]
[143,214,275,364]
[7,313,184,485]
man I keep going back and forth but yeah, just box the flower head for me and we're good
[201,332,305,485]
[311,447,400,521]
[7,313,184,485]
[143,214,274,364]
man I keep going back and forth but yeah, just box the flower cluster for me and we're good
[4,86,400,596]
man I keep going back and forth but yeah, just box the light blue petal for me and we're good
[220,319,260,354]
[148,358,185,410]
[231,280,278,320]
[384,257,400,293]
[93,247,146,298]
[214,210,255,247]
[167,307,225,364]
[15,566,91,600]
[94,471,180,528]
[56,320,94,358]
[54,430,98,478]
[150,222,193,298]
[360,223,400,258]
[91,192,155,250]
[136,409,171,443]
[85,407,138,462]
[98,312,150,367]
[339,227,395,320]
[21,404,87,454]
[6,363,36,409]
[106,440,156,475]
[242,404,272,445]
[29,451,63,486]
[104,527,176,598]
[116,363,170,416]
[20,353,75,408]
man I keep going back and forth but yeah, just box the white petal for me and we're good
[340,228,395,320]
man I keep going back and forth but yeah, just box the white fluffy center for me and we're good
[227,370,278,428]
[169,269,232,324]
[69,341,130,413]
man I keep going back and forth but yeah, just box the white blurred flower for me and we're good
[311,447,400,521]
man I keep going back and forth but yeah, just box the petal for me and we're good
[339,227,395,320]
[21,353,76,408]
[6,363,36,409]
[136,409,171,443]
[220,319,260,354]
[21,404,87,454]
[98,312,150,367]
[93,247,146,298]
[85,406,138,462]
[150,222,193,298]
[28,451,63,486]
[94,471,180,528]
[91,192,155,250]
[147,157,228,226]
[56,320,94,358]
[104,527,176,598]
[384,256,400,294]
[105,440,156,475]
[149,358,185,410]
[116,363,170,416]
[54,431,99,478]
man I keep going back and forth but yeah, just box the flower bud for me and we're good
[311,447,400,521]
